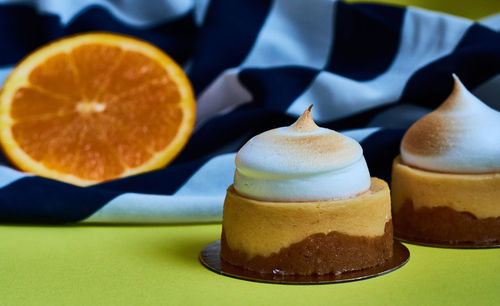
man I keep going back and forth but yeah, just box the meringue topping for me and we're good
[234,106,371,201]
[401,75,500,173]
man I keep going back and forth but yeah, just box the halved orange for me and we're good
[0,32,195,186]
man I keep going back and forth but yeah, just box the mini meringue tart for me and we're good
[392,75,500,246]
[220,106,393,276]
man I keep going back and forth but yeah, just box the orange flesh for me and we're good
[9,43,183,181]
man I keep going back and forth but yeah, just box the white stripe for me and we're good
[195,69,252,130]
[479,13,500,31]
[0,165,32,188]
[85,153,236,223]
[240,0,336,69]
[367,103,431,128]
[341,127,381,143]
[472,74,500,111]
[84,194,222,223]
[195,0,337,128]
[175,153,235,196]
[287,7,473,122]
[194,0,211,26]
[0,0,193,27]
[0,66,13,87]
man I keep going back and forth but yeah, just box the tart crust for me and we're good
[221,178,393,275]
[391,156,500,244]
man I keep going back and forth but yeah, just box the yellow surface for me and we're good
[1,224,499,306]
[346,0,500,20]
[391,156,500,218]
[223,179,390,257]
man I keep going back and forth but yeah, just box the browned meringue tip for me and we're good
[451,73,463,95]
[289,105,319,133]
[439,73,469,111]
[401,73,500,173]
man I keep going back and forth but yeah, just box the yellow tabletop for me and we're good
[346,0,499,20]
[1,224,499,305]
[2,1,500,305]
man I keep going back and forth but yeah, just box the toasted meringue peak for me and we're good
[288,105,319,133]
[234,108,371,201]
[401,74,500,173]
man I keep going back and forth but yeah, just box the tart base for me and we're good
[221,221,393,276]
[394,200,500,247]
[391,156,500,246]
[202,239,408,284]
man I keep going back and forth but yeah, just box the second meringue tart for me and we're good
[392,75,500,246]
[220,107,393,276]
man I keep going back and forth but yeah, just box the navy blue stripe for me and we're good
[360,129,406,183]
[176,107,294,163]
[187,0,273,93]
[238,67,319,112]
[450,24,500,88]
[0,177,118,223]
[0,156,213,223]
[0,4,60,65]
[0,4,197,66]
[325,2,404,80]
[98,157,208,194]
[401,24,500,109]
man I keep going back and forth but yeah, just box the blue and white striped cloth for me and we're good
[0,0,499,223]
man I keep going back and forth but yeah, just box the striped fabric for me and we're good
[0,0,499,223]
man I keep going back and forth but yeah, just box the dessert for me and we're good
[220,106,393,275]
[392,75,500,245]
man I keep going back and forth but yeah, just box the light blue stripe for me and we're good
[240,0,336,69]
[175,153,235,197]
[341,128,381,143]
[368,103,431,128]
[0,66,13,88]
[194,0,211,25]
[195,70,252,130]
[472,74,500,110]
[480,13,500,31]
[84,194,223,223]
[0,165,31,188]
[287,7,473,123]
[85,153,236,223]
[0,0,194,27]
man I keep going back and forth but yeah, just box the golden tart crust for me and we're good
[221,178,393,275]
[391,156,500,244]
[392,156,500,219]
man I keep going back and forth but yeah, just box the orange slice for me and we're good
[0,32,195,186]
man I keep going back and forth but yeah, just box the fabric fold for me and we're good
[0,0,498,223]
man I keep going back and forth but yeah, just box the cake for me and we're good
[392,75,500,245]
[220,107,393,276]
